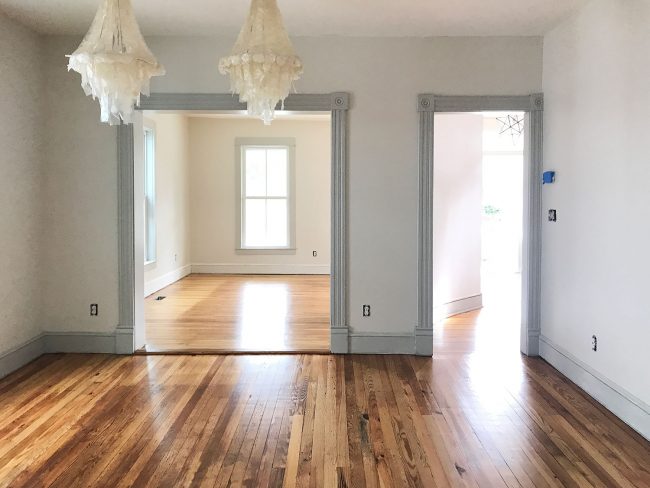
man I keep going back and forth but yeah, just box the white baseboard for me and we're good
[540,335,650,441]
[192,263,330,275]
[144,264,192,297]
[349,332,414,354]
[433,294,483,322]
[0,334,45,379]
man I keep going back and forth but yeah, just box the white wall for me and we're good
[143,113,192,296]
[189,117,331,274]
[543,0,650,423]
[433,114,483,318]
[40,34,542,340]
[0,12,44,354]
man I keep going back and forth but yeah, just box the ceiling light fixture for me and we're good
[67,0,165,125]
[219,0,303,125]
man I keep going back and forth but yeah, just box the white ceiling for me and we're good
[0,0,587,37]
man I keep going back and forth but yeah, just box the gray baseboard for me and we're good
[0,334,45,379]
[540,335,650,441]
[349,333,415,354]
[44,332,117,354]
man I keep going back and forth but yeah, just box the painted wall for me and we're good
[40,37,119,335]
[189,117,331,274]
[543,0,650,411]
[0,12,44,355]
[143,113,192,296]
[432,114,483,318]
[40,35,542,339]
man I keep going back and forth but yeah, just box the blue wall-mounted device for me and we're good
[542,171,556,184]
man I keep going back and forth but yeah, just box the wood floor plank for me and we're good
[0,309,648,487]
[145,274,330,353]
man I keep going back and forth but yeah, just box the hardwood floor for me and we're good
[1,312,649,486]
[145,274,330,353]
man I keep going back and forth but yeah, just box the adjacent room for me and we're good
[141,111,331,352]
[0,0,648,486]
[433,112,525,356]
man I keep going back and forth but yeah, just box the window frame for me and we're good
[143,121,157,267]
[236,137,296,252]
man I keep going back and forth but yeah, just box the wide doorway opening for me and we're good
[139,111,331,353]
[432,112,525,355]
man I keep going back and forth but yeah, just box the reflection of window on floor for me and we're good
[238,139,295,250]
[144,125,156,264]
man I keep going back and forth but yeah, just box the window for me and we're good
[237,138,295,250]
[144,126,156,264]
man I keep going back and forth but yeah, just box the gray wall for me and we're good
[0,12,44,357]
[39,35,543,340]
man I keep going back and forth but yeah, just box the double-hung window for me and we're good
[237,138,295,250]
[144,125,156,264]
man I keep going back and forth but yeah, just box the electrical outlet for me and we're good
[90,304,99,316]
[592,335,597,352]
[174,253,178,262]
[363,305,371,317]
[548,209,557,222]
[313,250,318,257]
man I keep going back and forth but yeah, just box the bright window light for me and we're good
[240,144,292,249]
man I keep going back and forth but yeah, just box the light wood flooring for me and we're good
[0,311,649,486]
[145,274,330,353]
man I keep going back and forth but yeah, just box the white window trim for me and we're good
[236,137,296,252]
[143,119,157,267]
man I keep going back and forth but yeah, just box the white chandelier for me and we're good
[219,0,303,125]
[68,0,165,125]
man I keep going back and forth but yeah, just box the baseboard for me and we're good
[0,334,45,379]
[43,332,117,354]
[144,264,192,297]
[349,333,414,354]
[433,294,483,322]
[540,335,650,441]
[192,263,330,275]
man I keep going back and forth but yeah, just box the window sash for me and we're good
[240,145,292,249]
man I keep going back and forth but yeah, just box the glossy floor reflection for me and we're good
[144,274,330,353]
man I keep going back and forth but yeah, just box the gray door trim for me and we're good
[416,94,544,356]
[117,92,351,354]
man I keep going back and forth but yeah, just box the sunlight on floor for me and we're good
[239,283,289,350]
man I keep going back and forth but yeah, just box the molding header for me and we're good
[418,94,544,113]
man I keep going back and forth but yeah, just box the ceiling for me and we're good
[0,0,587,37]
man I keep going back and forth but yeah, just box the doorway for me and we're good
[432,112,524,354]
[140,111,331,353]
[416,94,544,357]
[116,93,351,355]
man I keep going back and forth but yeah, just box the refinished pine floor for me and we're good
[144,274,330,353]
[0,311,648,486]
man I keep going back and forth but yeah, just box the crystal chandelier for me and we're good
[68,0,165,125]
[219,0,303,125]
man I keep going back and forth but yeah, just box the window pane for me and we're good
[144,129,156,262]
[266,199,288,247]
[245,148,267,197]
[245,199,266,247]
[266,148,288,197]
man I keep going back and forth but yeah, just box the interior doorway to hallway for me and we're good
[432,112,524,355]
